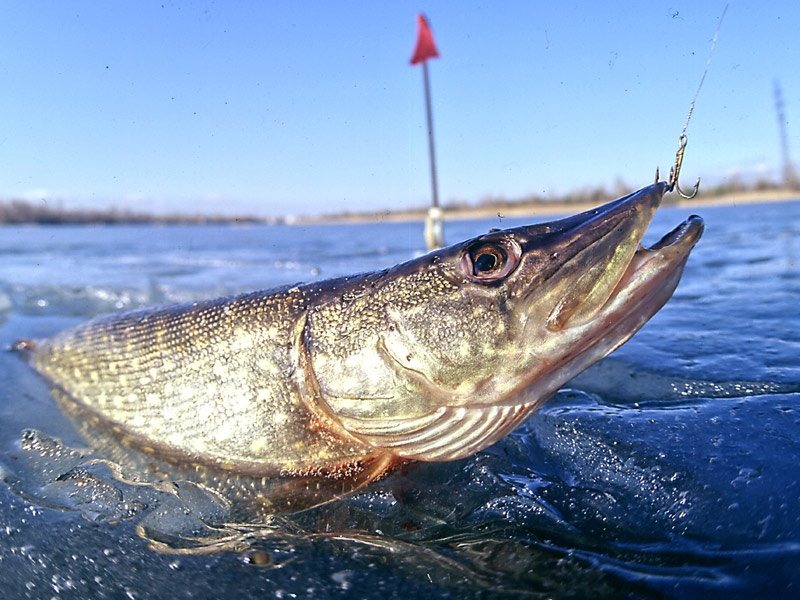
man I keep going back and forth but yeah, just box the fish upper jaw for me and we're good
[510,205,704,409]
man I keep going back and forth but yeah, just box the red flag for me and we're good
[410,13,439,65]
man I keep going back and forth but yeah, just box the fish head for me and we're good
[309,183,703,461]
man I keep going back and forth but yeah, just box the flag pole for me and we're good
[410,13,443,250]
[421,60,443,250]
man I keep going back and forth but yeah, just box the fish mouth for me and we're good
[511,182,704,405]
[592,191,704,325]
[521,182,704,332]
[609,212,705,316]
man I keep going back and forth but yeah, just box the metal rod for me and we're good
[421,61,443,250]
[422,61,439,209]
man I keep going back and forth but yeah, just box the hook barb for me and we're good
[668,134,700,199]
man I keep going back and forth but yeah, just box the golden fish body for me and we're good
[21,183,704,484]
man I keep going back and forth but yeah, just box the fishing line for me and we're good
[668,3,729,198]
[681,3,729,136]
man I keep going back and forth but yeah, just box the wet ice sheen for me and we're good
[0,199,799,598]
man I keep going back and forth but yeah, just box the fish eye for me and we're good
[461,238,521,283]
[474,249,501,272]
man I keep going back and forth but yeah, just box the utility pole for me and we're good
[774,80,799,189]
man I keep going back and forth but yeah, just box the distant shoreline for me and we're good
[294,189,800,225]
[0,188,797,227]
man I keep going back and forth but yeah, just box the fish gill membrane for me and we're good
[2,182,716,559]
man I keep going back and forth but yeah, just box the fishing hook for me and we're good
[668,134,700,199]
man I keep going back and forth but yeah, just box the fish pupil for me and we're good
[474,252,498,273]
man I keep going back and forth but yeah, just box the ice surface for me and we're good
[0,201,799,598]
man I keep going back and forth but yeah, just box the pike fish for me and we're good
[17,182,703,489]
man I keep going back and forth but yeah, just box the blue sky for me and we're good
[0,1,797,216]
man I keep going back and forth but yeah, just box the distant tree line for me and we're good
[304,177,799,224]
[451,178,635,212]
[0,198,272,225]
[1,175,796,226]
[459,176,797,210]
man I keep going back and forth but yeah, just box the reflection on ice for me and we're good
[3,363,800,596]
[571,358,800,404]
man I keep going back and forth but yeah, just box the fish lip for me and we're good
[647,214,705,251]
[621,213,705,288]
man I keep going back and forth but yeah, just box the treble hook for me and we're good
[668,134,700,199]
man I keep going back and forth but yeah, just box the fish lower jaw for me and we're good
[503,241,692,416]
[565,213,703,354]
[622,214,703,289]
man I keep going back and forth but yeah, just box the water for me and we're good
[0,198,799,598]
